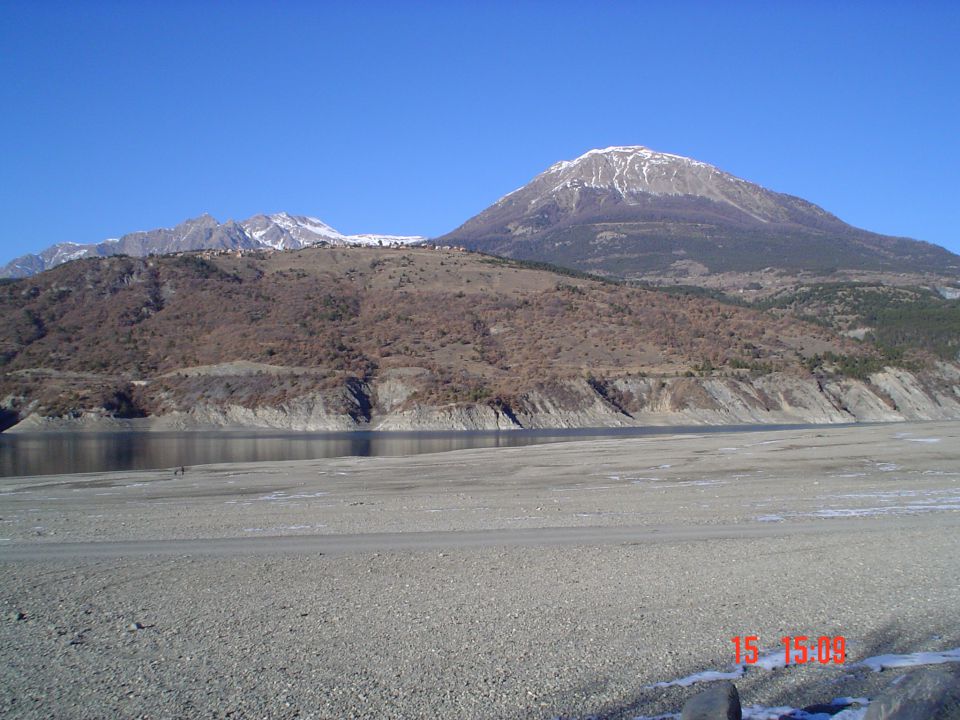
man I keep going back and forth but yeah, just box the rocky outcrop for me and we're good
[866,368,960,420]
[372,403,518,431]
[507,380,630,429]
[864,664,960,719]
[7,364,960,432]
[158,399,357,432]
[681,681,742,720]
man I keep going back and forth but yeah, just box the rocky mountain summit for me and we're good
[0,212,424,278]
[498,145,830,224]
[438,146,960,282]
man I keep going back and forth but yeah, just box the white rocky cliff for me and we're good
[9,364,960,432]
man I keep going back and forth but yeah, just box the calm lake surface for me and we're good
[0,424,815,478]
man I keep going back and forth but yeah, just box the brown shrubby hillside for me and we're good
[0,247,883,423]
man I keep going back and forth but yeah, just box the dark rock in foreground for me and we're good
[681,680,742,720]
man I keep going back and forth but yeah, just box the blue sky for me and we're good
[1,1,958,261]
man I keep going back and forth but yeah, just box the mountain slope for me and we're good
[438,146,960,280]
[0,213,425,278]
[2,246,958,431]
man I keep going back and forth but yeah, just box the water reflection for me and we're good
[0,424,813,478]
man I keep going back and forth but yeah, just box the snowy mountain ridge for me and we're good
[1,213,426,278]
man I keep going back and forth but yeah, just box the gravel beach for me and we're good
[2,421,959,719]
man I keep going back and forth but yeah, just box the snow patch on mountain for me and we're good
[562,145,714,172]
[47,244,95,265]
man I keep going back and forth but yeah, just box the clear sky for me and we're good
[2,0,959,262]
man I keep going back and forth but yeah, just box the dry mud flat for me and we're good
[1,422,959,719]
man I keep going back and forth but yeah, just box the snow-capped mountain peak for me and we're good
[492,144,798,225]
[240,213,347,250]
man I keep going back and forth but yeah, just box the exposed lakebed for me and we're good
[1,422,958,720]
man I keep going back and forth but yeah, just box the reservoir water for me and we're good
[0,424,815,478]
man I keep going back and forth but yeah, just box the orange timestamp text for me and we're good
[732,635,846,665]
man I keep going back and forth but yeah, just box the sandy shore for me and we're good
[1,421,959,718]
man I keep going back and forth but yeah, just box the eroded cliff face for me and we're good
[362,364,960,431]
[9,364,960,432]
